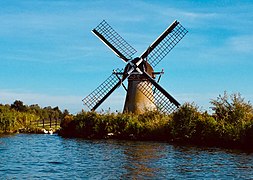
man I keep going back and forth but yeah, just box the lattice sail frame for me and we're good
[147,23,188,67]
[137,81,178,114]
[93,20,137,60]
[82,69,123,110]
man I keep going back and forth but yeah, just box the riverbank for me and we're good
[58,110,253,151]
[1,93,253,151]
[0,127,58,135]
[0,100,65,134]
[59,93,253,151]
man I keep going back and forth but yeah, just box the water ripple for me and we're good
[0,134,253,179]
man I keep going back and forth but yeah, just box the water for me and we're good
[0,134,253,179]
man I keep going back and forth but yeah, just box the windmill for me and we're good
[83,20,188,114]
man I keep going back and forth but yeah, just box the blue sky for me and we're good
[0,0,252,113]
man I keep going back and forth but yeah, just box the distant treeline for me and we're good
[59,92,253,151]
[0,100,69,133]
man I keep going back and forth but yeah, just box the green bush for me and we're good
[3,93,252,150]
[59,110,171,140]
[0,105,40,133]
[210,92,253,124]
[58,93,253,151]
[170,103,202,140]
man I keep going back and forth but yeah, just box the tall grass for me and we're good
[59,110,172,140]
[59,92,253,150]
[0,102,64,133]
[0,105,40,133]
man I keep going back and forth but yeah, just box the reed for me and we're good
[59,92,253,150]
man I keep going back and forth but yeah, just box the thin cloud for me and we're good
[228,35,253,54]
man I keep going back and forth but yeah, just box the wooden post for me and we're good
[55,118,57,128]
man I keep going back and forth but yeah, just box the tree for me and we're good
[11,100,27,112]
[210,92,253,123]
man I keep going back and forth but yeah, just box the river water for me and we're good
[0,134,253,179]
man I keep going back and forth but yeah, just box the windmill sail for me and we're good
[92,20,137,62]
[82,69,124,111]
[141,20,188,67]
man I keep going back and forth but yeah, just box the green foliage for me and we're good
[59,92,253,150]
[11,100,27,112]
[171,103,201,140]
[169,103,218,144]
[2,93,253,151]
[208,92,253,148]
[0,104,40,133]
[0,100,64,133]
[210,92,253,124]
[59,110,171,140]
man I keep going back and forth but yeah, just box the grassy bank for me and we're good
[0,100,66,133]
[59,93,253,150]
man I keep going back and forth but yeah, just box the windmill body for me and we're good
[123,60,156,113]
[83,20,188,114]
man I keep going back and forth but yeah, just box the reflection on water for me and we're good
[122,141,165,178]
[0,134,253,179]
